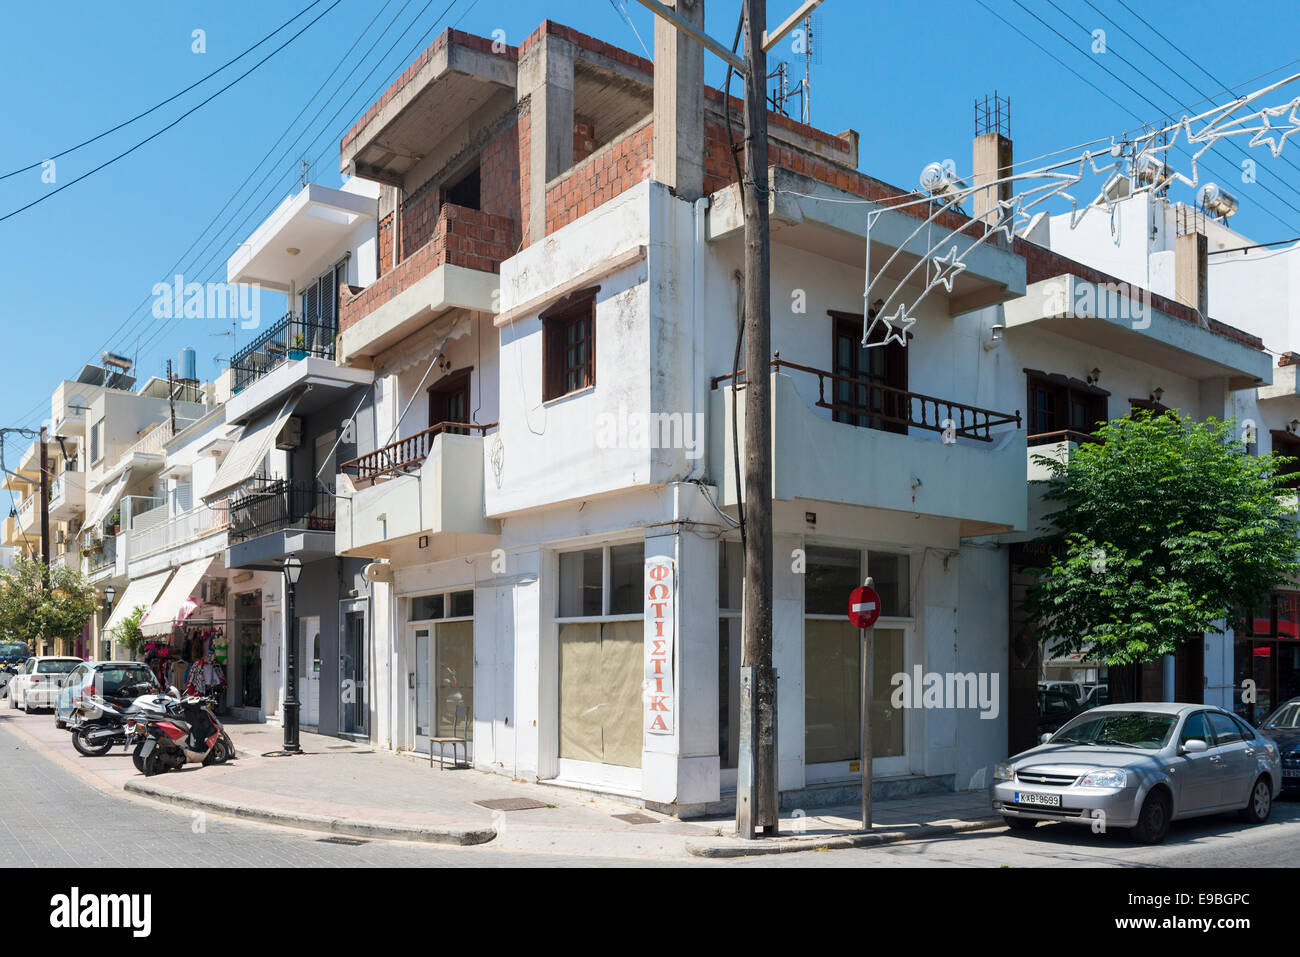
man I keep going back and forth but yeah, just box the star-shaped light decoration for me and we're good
[929,245,968,293]
[865,304,916,349]
[1246,99,1300,157]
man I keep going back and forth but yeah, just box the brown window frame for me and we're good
[827,309,909,435]
[542,287,598,403]
[1269,429,1300,490]
[1024,369,1109,445]
[428,367,473,436]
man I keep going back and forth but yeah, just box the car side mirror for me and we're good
[1039,732,1053,744]
[1181,738,1209,754]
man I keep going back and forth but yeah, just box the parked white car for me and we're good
[7,657,82,713]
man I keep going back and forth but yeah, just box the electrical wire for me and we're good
[0,0,347,225]
[0,0,332,182]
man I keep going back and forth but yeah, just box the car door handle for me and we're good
[1209,755,1223,764]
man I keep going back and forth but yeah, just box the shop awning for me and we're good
[85,468,133,530]
[204,396,299,502]
[102,569,174,636]
[140,557,217,636]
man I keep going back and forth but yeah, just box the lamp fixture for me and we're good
[282,553,303,587]
[1290,419,1300,434]
[1086,367,1101,385]
[983,323,1004,352]
[1150,387,1165,403]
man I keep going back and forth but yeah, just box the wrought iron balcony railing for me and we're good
[231,312,336,393]
[228,476,335,544]
[713,354,1021,442]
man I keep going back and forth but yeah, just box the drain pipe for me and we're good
[687,196,710,482]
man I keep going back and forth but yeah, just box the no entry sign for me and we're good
[847,585,881,630]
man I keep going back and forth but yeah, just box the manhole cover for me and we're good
[475,798,549,812]
[317,836,369,846]
[612,812,659,826]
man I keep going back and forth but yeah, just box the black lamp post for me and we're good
[281,553,303,753]
[102,585,115,658]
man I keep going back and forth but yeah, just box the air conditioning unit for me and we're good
[276,416,304,450]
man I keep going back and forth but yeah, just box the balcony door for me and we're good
[830,313,907,434]
[428,368,472,435]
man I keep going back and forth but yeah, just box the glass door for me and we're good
[413,626,431,751]
[339,604,368,738]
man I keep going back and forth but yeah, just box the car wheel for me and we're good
[22,695,33,714]
[54,718,66,730]
[1003,816,1038,832]
[1130,790,1171,845]
[1239,777,1273,824]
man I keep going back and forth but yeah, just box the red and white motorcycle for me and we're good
[128,693,234,775]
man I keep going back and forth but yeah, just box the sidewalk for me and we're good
[3,710,1002,859]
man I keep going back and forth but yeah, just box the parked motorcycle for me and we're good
[70,686,175,757]
[128,693,234,775]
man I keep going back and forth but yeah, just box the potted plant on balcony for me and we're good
[108,510,121,535]
[289,331,308,361]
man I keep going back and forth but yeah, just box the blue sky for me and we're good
[4,0,1300,438]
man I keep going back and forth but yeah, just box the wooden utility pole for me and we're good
[735,0,778,839]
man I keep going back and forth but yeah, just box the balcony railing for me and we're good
[129,502,229,558]
[228,476,334,544]
[339,421,498,482]
[713,354,1021,442]
[231,312,337,393]
[1027,429,1104,448]
[122,418,197,461]
[87,534,117,572]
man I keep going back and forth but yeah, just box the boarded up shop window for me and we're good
[557,543,645,769]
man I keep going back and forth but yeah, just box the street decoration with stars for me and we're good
[853,72,1300,350]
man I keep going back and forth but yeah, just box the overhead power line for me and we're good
[0,0,347,225]
[0,0,332,183]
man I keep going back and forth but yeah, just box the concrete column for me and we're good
[1175,232,1209,318]
[972,132,1013,228]
[643,524,720,813]
[652,0,705,201]
[1161,653,1176,701]
[518,34,576,244]
[773,533,804,792]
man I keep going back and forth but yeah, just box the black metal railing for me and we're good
[340,421,498,482]
[713,354,1021,442]
[1027,429,1104,448]
[231,313,336,392]
[227,476,335,544]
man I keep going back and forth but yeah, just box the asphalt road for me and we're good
[1,709,1298,868]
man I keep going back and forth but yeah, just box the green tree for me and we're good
[1024,411,1298,665]
[0,557,99,652]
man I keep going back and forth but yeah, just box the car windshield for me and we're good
[1262,702,1300,730]
[36,660,80,674]
[0,642,27,657]
[1050,710,1176,750]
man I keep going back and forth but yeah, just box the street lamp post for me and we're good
[281,553,303,754]
[102,585,115,659]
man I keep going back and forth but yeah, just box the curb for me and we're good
[123,780,498,846]
[685,817,1004,858]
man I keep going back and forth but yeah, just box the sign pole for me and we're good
[861,624,873,831]
[848,576,880,833]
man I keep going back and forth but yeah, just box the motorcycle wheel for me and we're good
[141,749,162,777]
[202,736,230,766]
[131,740,147,774]
[72,727,114,758]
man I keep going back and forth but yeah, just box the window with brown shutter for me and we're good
[542,287,598,402]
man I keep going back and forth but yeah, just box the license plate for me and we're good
[1284,769,1300,778]
[1014,791,1061,807]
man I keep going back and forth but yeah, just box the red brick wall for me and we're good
[545,119,652,234]
[377,211,394,272]
[481,118,523,251]
[400,178,441,260]
[574,115,595,163]
[341,205,515,334]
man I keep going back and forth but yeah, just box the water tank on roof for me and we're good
[1197,183,1239,219]
[178,347,197,382]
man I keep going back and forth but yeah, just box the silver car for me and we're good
[990,702,1281,844]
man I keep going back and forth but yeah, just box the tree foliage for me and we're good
[1023,411,1298,665]
[109,604,148,655]
[0,557,99,650]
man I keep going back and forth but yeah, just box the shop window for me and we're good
[557,541,646,770]
[558,620,642,768]
[436,620,474,741]
[411,590,473,621]
[868,551,911,618]
[542,289,597,402]
[805,546,861,615]
[1025,370,1109,445]
[803,622,905,764]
